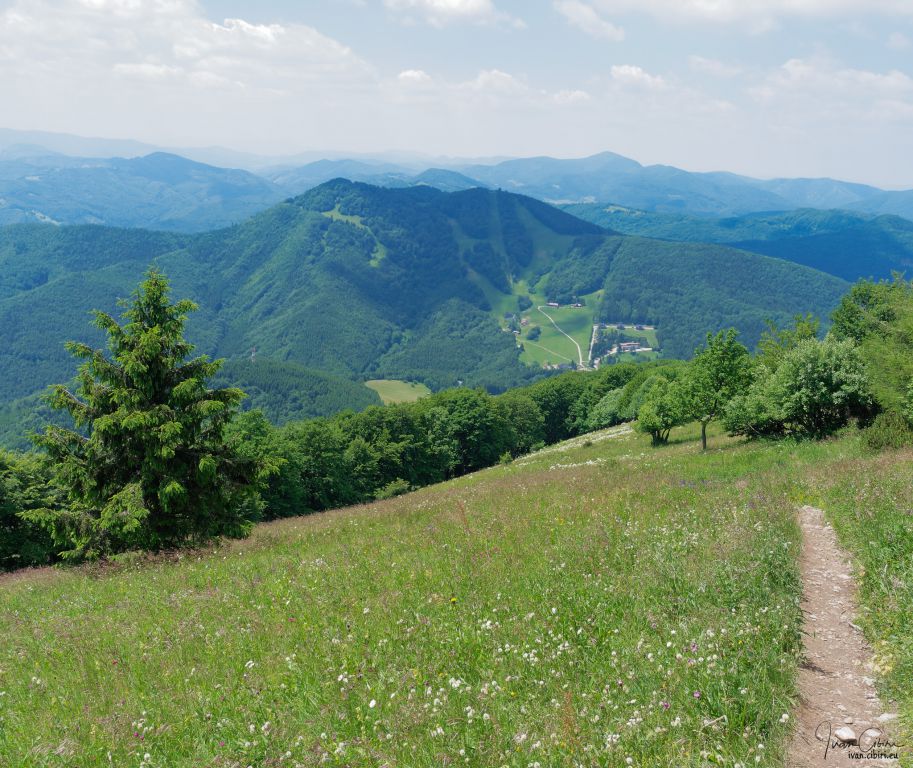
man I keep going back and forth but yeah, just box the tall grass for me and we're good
[0,424,859,767]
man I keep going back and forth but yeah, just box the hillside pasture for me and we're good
[0,423,860,767]
[520,304,595,368]
[365,379,432,405]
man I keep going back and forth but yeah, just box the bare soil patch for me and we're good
[789,505,899,766]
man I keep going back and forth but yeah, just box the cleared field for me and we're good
[365,379,432,405]
[2,424,887,767]
[520,305,595,367]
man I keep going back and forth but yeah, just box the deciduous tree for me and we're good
[684,329,752,450]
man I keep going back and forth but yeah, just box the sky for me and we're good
[1,0,912,186]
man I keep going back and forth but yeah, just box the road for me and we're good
[588,324,599,366]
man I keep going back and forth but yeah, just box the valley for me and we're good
[0,180,850,448]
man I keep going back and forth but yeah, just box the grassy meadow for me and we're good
[364,380,432,405]
[520,306,594,368]
[1,423,910,767]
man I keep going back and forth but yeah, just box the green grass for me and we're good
[365,379,432,405]
[2,423,880,768]
[520,303,596,368]
[322,206,388,266]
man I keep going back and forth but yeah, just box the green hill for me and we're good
[595,236,848,358]
[0,181,849,447]
[562,204,913,282]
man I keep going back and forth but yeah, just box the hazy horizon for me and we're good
[2,1,912,187]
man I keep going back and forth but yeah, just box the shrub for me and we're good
[635,378,688,446]
[374,478,412,500]
[726,337,874,439]
[586,388,625,430]
[861,411,913,451]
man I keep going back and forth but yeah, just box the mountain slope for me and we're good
[458,152,792,212]
[596,237,848,358]
[561,204,913,282]
[457,153,913,217]
[0,152,286,231]
[0,181,851,445]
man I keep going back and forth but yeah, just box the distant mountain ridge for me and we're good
[0,151,286,231]
[454,151,912,218]
[1,127,910,229]
[561,204,913,282]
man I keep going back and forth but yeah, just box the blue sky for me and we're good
[2,0,912,185]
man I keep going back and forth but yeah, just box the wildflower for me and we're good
[779,713,789,724]
[693,690,701,699]
[660,701,670,710]
[369,700,376,709]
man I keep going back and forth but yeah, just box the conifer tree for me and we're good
[28,269,259,559]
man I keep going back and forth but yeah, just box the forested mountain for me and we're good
[0,180,848,448]
[0,152,286,231]
[561,205,913,282]
[595,237,846,358]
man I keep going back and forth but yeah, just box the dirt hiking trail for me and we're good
[788,505,899,766]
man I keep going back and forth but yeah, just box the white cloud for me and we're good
[610,64,665,89]
[554,1,624,41]
[0,0,370,89]
[688,55,741,78]
[553,89,591,104]
[750,57,913,128]
[463,68,527,94]
[588,0,913,31]
[389,66,595,112]
[383,0,522,27]
[761,57,913,98]
[0,0,376,149]
[397,68,433,84]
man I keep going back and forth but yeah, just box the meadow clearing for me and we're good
[363,380,432,405]
[1,424,910,767]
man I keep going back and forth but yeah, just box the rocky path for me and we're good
[788,505,899,766]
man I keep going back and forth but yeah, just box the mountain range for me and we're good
[1,128,912,232]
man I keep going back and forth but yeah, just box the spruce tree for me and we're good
[29,269,259,559]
